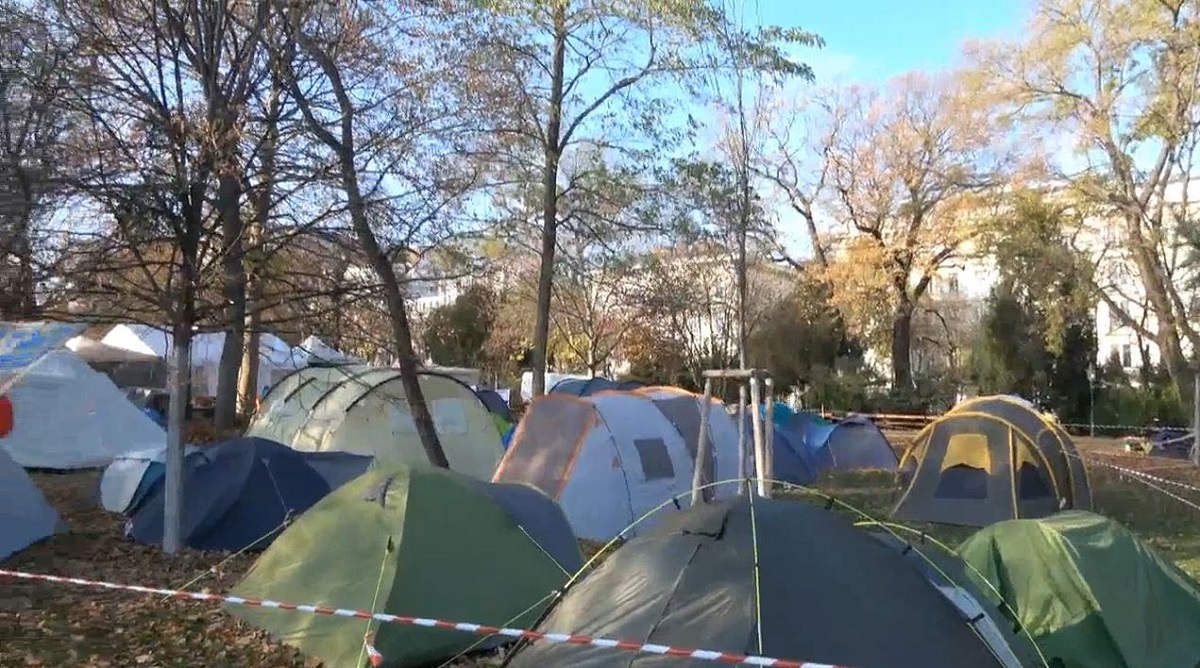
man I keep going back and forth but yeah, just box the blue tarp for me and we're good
[127,437,372,552]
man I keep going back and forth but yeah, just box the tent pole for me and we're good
[692,377,714,506]
[749,375,768,497]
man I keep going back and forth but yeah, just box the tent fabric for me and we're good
[229,466,582,668]
[475,388,513,422]
[891,394,1092,527]
[868,532,1041,667]
[98,445,207,514]
[0,350,165,469]
[508,496,1015,668]
[957,511,1200,668]
[550,376,645,396]
[493,392,740,541]
[744,412,825,485]
[0,447,62,561]
[100,324,297,397]
[246,365,503,480]
[128,437,371,551]
[818,415,897,470]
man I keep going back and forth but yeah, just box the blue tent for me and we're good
[475,388,513,422]
[127,437,372,552]
[500,423,516,449]
[792,412,897,471]
[548,376,645,396]
[739,412,826,486]
[0,447,62,561]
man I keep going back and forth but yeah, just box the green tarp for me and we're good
[957,511,1200,668]
[228,466,583,667]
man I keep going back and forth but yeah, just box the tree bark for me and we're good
[213,164,246,429]
[281,15,449,468]
[891,298,914,389]
[528,2,567,398]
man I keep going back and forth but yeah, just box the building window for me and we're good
[945,275,960,295]
[1120,343,1133,368]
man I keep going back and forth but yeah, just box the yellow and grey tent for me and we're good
[891,394,1092,527]
[245,365,504,480]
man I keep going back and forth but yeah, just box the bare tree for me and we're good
[0,2,74,318]
[275,1,485,467]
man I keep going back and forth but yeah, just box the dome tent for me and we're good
[493,392,739,541]
[128,437,372,551]
[246,365,503,480]
[892,394,1092,527]
[507,495,1023,668]
[791,412,897,471]
[957,511,1200,668]
[229,466,582,668]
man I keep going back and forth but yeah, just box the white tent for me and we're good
[98,445,205,514]
[493,392,740,541]
[284,335,362,367]
[0,447,61,560]
[0,350,165,469]
[100,324,296,397]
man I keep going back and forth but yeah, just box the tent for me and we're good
[891,394,1092,526]
[550,376,645,396]
[229,466,582,668]
[0,350,165,469]
[246,365,504,480]
[127,437,372,551]
[101,324,297,398]
[98,445,207,514]
[284,335,363,367]
[494,392,740,541]
[474,387,513,422]
[957,511,1200,668]
[634,386,744,491]
[791,412,897,471]
[507,496,1023,668]
[100,443,370,515]
[0,447,62,561]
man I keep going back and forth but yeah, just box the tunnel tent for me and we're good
[891,395,1090,527]
[507,496,1023,668]
[633,385,744,495]
[957,511,1200,668]
[229,466,582,668]
[0,446,63,561]
[493,392,740,541]
[246,365,504,480]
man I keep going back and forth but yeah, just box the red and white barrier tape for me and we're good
[0,569,847,668]
[1086,454,1200,494]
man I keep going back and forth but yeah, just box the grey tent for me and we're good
[506,497,1020,668]
[0,447,61,561]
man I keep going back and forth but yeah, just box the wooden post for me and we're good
[736,385,748,494]
[764,377,775,486]
[692,377,714,505]
[748,375,767,497]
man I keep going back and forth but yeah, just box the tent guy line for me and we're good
[0,569,851,668]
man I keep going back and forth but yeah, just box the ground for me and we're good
[2,434,1198,667]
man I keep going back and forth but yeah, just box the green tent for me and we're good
[956,511,1200,668]
[228,466,583,667]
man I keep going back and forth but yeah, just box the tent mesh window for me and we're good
[633,438,674,481]
[1015,439,1054,500]
[933,433,990,500]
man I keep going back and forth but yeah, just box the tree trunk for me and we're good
[339,161,449,469]
[528,3,567,398]
[891,299,915,389]
[214,168,246,429]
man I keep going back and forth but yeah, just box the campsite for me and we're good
[8,0,1200,666]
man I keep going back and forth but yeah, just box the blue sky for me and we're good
[758,1,1032,84]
